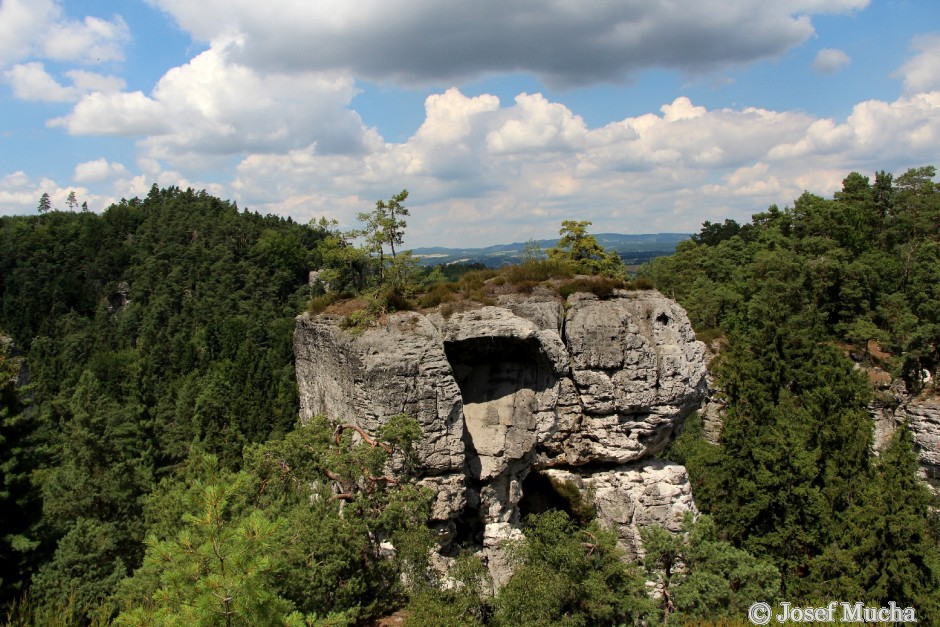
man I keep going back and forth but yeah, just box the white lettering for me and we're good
[841,602,863,622]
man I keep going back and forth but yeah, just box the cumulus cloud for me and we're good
[0,0,128,67]
[149,0,868,86]
[50,90,169,135]
[812,48,851,74]
[896,33,940,94]
[11,78,937,243]
[220,84,936,246]
[3,62,125,102]
[51,41,374,170]
[73,158,129,183]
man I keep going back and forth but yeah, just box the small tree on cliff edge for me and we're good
[358,189,410,283]
[547,219,625,277]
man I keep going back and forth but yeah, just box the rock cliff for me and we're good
[294,288,708,582]
[872,381,940,488]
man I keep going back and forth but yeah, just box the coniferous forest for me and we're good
[0,169,938,625]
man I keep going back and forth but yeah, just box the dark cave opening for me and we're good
[443,336,555,400]
[518,470,596,526]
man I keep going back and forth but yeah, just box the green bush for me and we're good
[418,283,455,308]
[307,292,339,315]
[503,259,574,284]
[558,276,625,299]
[626,277,655,290]
[379,286,415,313]
[458,269,498,291]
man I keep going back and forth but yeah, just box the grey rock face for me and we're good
[873,384,940,486]
[541,460,698,559]
[294,289,707,584]
[905,398,940,480]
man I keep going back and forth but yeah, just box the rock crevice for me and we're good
[294,289,708,580]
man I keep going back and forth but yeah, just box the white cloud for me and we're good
[0,0,129,67]
[52,41,373,170]
[149,0,868,86]
[65,69,126,94]
[812,48,851,74]
[73,158,129,183]
[50,91,169,135]
[3,62,125,102]
[42,14,130,65]
[0,0,58,67]
[219,84,936,246]
[4,62,75,101]
[896,33,940,94]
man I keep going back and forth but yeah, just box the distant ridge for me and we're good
[411,232,689,267]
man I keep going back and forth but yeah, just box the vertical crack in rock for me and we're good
[445,337,555,481]
[294,290,708,586]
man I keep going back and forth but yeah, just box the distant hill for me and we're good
[411,233,689,267]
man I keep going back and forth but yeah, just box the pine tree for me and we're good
[113,462,298,626]
[37,193,51,214]
[831,428,940,621]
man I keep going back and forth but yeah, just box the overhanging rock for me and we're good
[294,289,708,581]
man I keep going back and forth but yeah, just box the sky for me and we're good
[1,0,939,248]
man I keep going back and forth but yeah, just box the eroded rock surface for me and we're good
[873,383,940,487]
[541,460,698,559]
[294,289,707,584]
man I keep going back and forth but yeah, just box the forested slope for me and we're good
[650,167,940,617]
[0,186,320,616]
[0,169,938,625]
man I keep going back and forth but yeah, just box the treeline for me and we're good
[1,169,938,624]
[650,167,940,618]
[0,186,322,618]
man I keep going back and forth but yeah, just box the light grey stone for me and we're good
[293,289,708,584]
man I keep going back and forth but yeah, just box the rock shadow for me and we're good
[445,337,556,479]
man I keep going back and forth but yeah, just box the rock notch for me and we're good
[294,288,707,583]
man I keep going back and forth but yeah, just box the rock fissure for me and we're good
[294,289,707,584]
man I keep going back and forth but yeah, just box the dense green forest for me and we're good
[0,169,938,625]
[649,166,940,619]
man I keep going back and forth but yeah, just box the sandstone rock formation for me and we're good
[294,288,708,582]
[872,381,940,488]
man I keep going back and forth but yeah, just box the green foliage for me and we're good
[113,463,296,626]
[547,220,625,278]
[0,338,45,604]
[502,258,574,284]
[557,276,624,300]
[545,477,596,525]
[649,166,940,617]
[806,427,940,621]
[642,514,780,624]
[405,553,491,626]
[492,510,652,626]
[0,186,319,616]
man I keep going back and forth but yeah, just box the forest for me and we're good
[0,169,938,625]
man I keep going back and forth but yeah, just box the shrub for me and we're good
[514,280,539,294]
[626,277,655,290]
[340,308,375,334]
[503,259,574,284]
[457,269,498,291]
[417,283,455,308]
[558,276,625,299]
[307,292,338,315]
[379,285,415,313]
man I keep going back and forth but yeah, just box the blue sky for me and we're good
[1,0,938,247]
